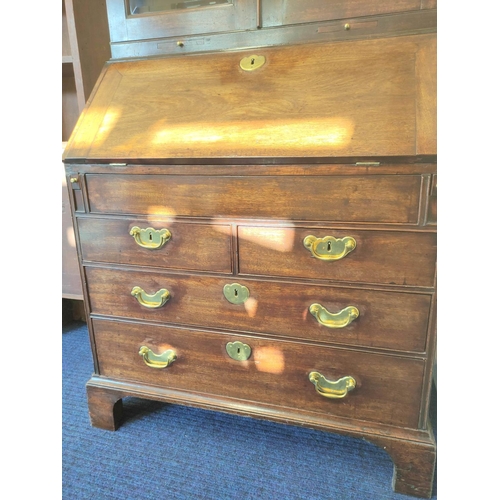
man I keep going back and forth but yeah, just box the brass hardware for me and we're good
[177,41,184,47]
[131,286,170,309]
[223,283,250,305]
[240,55,266,71]
[130,226,172,250]
[139,346,177,369]
[226,341,251,361]
[70,177,78,183]
[309,304,359,328]
[303,235,356,261]
[309,372,356,399]
[355,161,380,166]
[344,23,350,30]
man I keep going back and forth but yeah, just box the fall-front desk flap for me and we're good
[63,34,436,163]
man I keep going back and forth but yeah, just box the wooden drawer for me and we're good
[92,319,424,428]
[77,217,232,273]
[86,268,431,353]
[238,226,436,287]
[85,174,422,224]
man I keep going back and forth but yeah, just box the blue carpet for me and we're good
[63,322,437,500]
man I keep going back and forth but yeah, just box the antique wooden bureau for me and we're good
[63,34,437,498]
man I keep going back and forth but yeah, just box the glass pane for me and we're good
[128,0,233,15]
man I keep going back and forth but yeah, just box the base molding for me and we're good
[86,377,436,498]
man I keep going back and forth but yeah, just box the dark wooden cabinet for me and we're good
[63,32,436,497]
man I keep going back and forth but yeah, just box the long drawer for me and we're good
[92,319,424,428]
[86,268,431,352]
[77,217,232,273]
[85,174,422,224]
[238,226,436,287]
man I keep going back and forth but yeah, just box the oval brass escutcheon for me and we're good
[303,235,356,261]
[309,372,356,399]
[226,341,252,361]
[139,346,177,369]
[223,283,250,305]
[309,304,359,328]
[240,54,266,71]
[130,226,171,250]
[131,286,170,309]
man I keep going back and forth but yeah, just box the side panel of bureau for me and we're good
[86,267,432,353]
[92,318,425,429]
[85,174,422,223]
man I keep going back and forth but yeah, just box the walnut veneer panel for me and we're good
[86,267,431,352]
[86,174,422,223]
[63,34,436,161]
[77,217,232,273]
[238,226,436,287]
[92,319,424,428]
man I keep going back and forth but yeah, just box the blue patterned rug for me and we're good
[63,321,437,500]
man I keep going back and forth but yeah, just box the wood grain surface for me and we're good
[92,318,425,428]
[64,34,437,162]
[86,267,432,352]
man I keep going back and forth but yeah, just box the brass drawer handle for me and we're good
[303,235,356,261]
[309,372,356,399]
[139,346,177,369]
[130,226,171,249]
[131,286,170,308]
[309,303,359,328]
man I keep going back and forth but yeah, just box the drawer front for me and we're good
[238,226,436,287]
[92,319,424,428]
[86,268,431,352]
[86,174,422,224]
[78,218,232,273]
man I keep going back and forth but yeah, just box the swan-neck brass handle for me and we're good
[309,372,356,399]
[303,235,356,260]
[130,226,171,249]
[139,346,177,369]
[309,304,359,328]
[131,286,170,308]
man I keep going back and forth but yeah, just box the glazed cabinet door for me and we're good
[261,0,434,28]
[106,0,258,42]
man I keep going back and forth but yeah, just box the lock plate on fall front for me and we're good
[226,341,252,361]
[223,283,250,305]
[240,55,266,71]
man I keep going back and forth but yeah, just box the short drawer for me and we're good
[77,217,232,273]
[86,268,431,353]
[238,226,436,287]
[92,319,424,429]
[85,174,422,224]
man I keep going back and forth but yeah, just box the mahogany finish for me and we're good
[92,319,425,428]
[85,267,431,352]
[85,173,422,223]
[77,217,233,273]
[238,226,437,287]
[64,31,436,498]
[64,34,436,162]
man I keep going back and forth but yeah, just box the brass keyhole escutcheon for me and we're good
[223,283,250,305]
[240,55,266,71]
[226,341,251,361]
